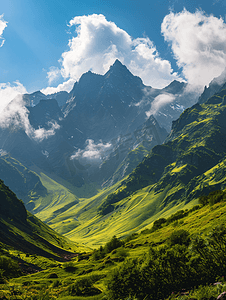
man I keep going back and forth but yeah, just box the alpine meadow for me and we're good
[1,2,226,299]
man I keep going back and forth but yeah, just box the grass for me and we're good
[2,194,226,299]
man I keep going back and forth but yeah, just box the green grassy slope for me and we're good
[45,89,226,247]
[2,190,226,299]
[0,179,88,264]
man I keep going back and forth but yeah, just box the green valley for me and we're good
[35,89,226,249]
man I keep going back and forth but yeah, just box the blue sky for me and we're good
[1,0,226,106]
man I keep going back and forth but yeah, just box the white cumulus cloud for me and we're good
[0,14,7,47]
[161,9,226,86]
[44,13,180,93]
[71,139,112,162]
[0,81,27,113]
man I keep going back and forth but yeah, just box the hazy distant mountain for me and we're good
[23,90,69,107]
[0,154,47,209]
[0,59,200,189]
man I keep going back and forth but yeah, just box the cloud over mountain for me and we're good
[0,16,28,125]
[0,81,27,113]
[43,14,180,94]
[0,95,60,142]
[145,94,176,118]
[71,139,112,163]
[162,9,226,86]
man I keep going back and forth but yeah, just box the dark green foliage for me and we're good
[152,218,166,231]
[94,237,123,260]
[67,277,101,296]
[106,259,142,300]
[106,225,226,300]
[150,210,191,234]
[63,261,77,272]
[0,256,22,279]
[124,232,138,243]
[199,189,226,206]
[166,210,188,225]
[105,235,124,253]
[168,229,190,246]
[114,247,128,260]
[92,246,105,261]
[92,236,124,261]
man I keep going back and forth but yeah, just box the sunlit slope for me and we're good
[99,91,226,214]
[29,169,98,217]
[42,180,123,238]
[55,90,226,247]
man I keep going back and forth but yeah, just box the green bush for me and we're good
[168,229,190,246]
[0,256,21,279]
[63,261,77,272]
[68,277,101,296]
[105,235,124,253]
[151,218,166,232]
[106,225,226,299]
[199,189,226,206]
[92,236,124,261]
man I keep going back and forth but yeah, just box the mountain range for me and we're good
[1,59,226,299]
[1,59,226,244]
[0,60,199,197]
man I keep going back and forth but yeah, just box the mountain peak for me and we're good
[112,59,123,67]
[109,59,128,72]
[105,59,143,87]
[163,80,186,94]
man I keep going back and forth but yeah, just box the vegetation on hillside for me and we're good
[1,187,226,299]
[97,90,226,217]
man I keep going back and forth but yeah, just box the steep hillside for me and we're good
[0,179,86,266]
[0,154,47,207]
[99,89,226,214]
[2,190,226,299]
[51,88,226,246]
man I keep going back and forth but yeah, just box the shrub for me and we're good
[151,218,166,232]
[168,229,190,246]
[115,247,128,259]
[63,262,77,272]
[0,256,22,279]
[104,235,124,253]
[68,277,101,296]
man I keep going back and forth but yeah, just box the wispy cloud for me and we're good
[162,8,226,86]
[0,94,60,142]
[43,14,180,94]
[71,139,112,163]
[0,14,7,47]
[145,93,176,118]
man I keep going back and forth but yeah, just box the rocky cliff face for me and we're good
[0,60,199,190]
[99,87,226,214]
